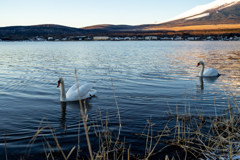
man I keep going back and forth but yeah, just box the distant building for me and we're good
[78,36,86,41]
[223,36,229,41]
[206,36,213,41]
[160,37,171,40]
[93,36,109,41]
[145,36,157,40]
[175,36,183,40]
[36,37,45,41]
[217,36,222,40]
[137,37,144,40]
[124,37,132,40]
[131,36,137,40]
[85,37,92,41]
[48,37,54,41]
[234,36,240,40]
[188,37,195,41]
[111,37,121,41]
[195,37,201,40]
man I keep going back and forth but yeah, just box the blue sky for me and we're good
[0,0,215,28]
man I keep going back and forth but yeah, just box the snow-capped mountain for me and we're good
[140,0,240,29]
[80,0,240,31]
[164,0,240,22]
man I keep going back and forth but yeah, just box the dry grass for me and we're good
[144,24,240,31]
[134,93,240,160]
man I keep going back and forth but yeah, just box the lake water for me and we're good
[1,41,240,159]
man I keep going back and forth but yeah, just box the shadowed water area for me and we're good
[0,41,240,159]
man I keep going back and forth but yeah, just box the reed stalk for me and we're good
[4,132,7,160]
[74,68,93,160]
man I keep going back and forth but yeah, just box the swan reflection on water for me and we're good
[61,100,92,112]
[60,102,67,128]
[60,100,93,129]
[66,100,93,111]
[197,76,219,91]
[199,77,204,90]
[203,76,219,83]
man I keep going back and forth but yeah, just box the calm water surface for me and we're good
[1,41,240,159]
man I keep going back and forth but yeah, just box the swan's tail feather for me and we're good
[81,89,97,100]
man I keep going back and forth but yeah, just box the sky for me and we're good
[0,0,215,28]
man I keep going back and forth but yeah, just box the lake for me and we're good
[1,41,240,159]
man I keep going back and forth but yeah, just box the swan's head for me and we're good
[57,77,64,88]
[196,61,204,67]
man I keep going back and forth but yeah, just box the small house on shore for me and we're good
[48,37,54,41]
[93,36,109,41]
[145,36,157,40]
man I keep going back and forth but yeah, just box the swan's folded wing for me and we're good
[203,68,219,77]
[66,83,93,101]
[67,81,87,94]
[78,83,93,97]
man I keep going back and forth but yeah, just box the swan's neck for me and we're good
[60,81,66,102]
[199,64,205,77]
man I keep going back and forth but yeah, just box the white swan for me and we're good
[196,61,219,77]
[57,77,97,102]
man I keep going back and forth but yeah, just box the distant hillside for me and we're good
[0,24,86,40]
[82,24,140,30]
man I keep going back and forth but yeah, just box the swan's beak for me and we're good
[57,81,60,88]
[196,64,199,67]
